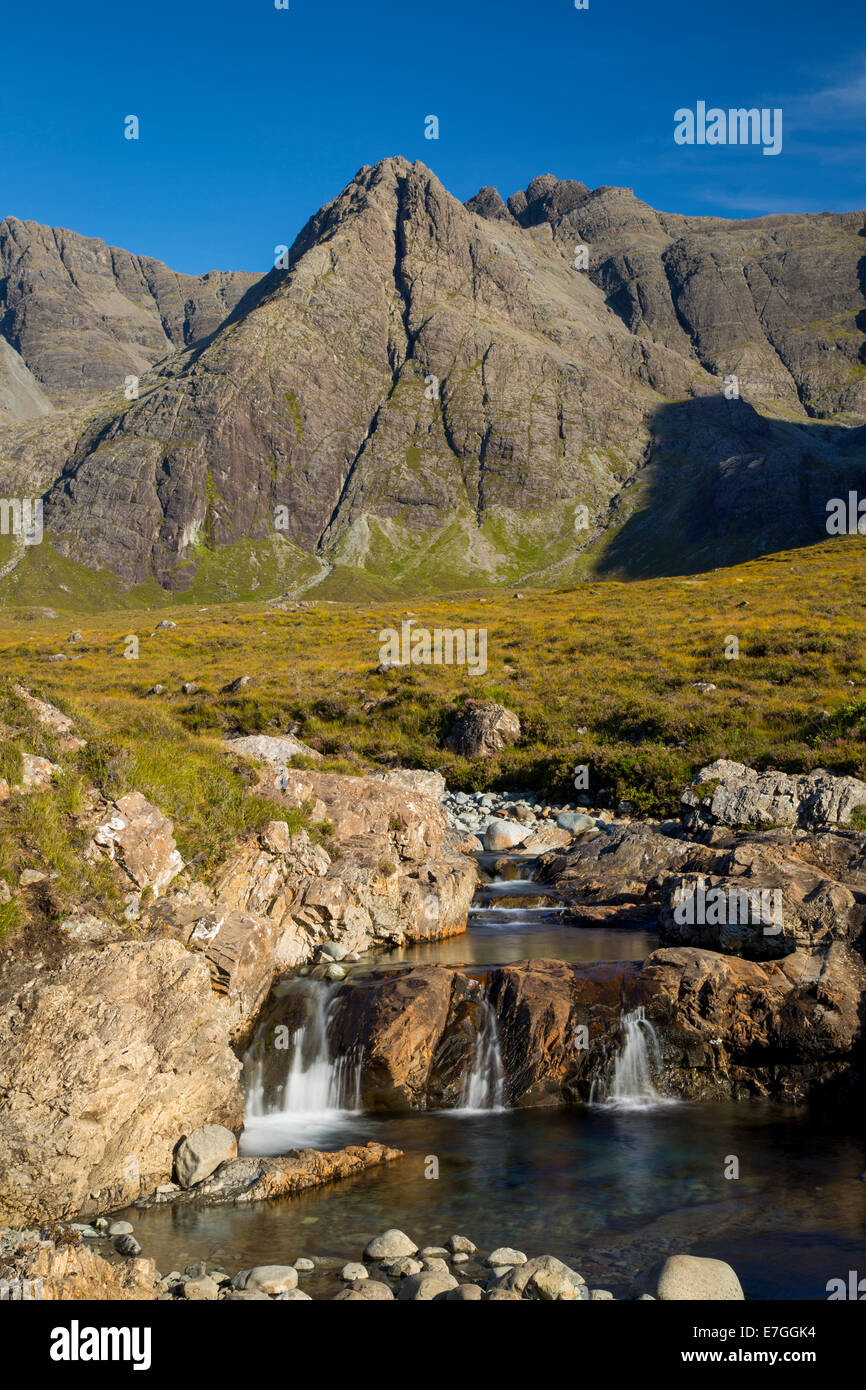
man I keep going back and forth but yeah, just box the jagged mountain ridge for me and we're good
[1,158,864,601]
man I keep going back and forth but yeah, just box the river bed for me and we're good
[117,851,866,1299]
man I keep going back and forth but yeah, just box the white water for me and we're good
[242,982,363,1152]
[593,1006,675,1110]
[457,1000,506,1112]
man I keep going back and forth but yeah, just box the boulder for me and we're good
[484,1247,527,1268]
[17,753,58,792]
[224,733,323,764]
[174,1124,237,1188]
[484,819,530,851]
[445,702,521,758]
[555,812,595,834]
[447,1234,477,1255]
[363,1228,418,1260]
[397,1272,459,1300]
[637,1254,744,1301]
[232,1265,298,1296]
[493,1254,582,1300]
[333,1280,394,1300]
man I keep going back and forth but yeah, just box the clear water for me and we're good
[113,853,866,1300]
[364,909,658,969]
[124,1102,866,1300]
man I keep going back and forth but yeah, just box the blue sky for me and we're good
[2,0,864,274]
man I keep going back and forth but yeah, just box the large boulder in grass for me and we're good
[681,760,866,833]
[444,701,521,758]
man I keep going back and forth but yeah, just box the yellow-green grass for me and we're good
[0,535,864,936]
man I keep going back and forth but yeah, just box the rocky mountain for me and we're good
[1,159,864,602]
[0,217,258,408]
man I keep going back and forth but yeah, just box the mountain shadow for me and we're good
[596,390,866,579]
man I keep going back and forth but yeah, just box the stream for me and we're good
[121,850,866,1298]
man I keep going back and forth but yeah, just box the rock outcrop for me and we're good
[681,760,866,832]
[322,946,865,1110]
[139,1141,403,1207]
[0,940,243,1226]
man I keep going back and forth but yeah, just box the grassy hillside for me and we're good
[0,535,863,852]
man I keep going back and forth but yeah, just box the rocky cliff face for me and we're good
[1,159,864,597]
[0,218,259,408]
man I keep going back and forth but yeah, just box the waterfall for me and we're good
[459,1000,506,1111]
[593,1006,672,1109]
[243,981,362,1148]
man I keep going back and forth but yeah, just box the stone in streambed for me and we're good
[334,1280,394,1300]
[636,1254,744,1301]
[113,1234,141,1257]
[363,1228,418,1259]
[493,1254,583,1300]
[341,1262,368,1280]
[232,1265,298,1296]
[397,1272,459,1300]
[174,1124,238,1188]
[382,1255,422,1277]
[483,819,530,851]
[183,1275,220,1300]
[446,1234,477,1255]
[556,811,596,833]
[484,1247,527,1267]
[446,1283,484,1299]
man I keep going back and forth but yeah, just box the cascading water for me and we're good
[458,1000,506,1112]
[592,1006,673,1109]
[242,980,363,1152]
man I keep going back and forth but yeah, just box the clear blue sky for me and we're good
[2,0,864,274]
